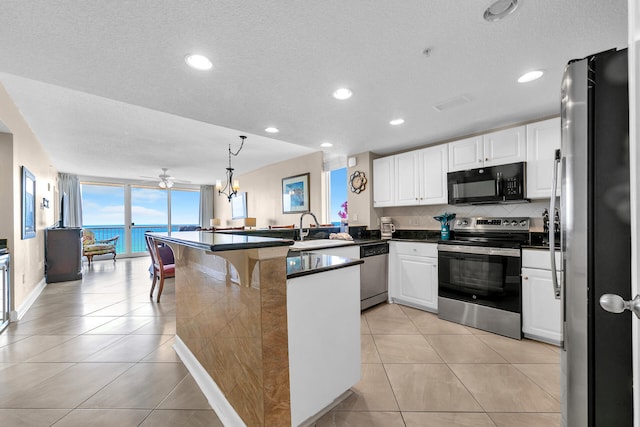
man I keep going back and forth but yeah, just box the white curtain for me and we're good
[199,185,215,228]
[57,173,83,227]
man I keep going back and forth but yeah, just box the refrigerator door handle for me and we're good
[549,149,562,299]
[600,294,640,319]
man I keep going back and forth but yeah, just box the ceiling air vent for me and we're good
[432,95,472,112]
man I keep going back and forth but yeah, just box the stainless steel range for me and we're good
[437,217,530,339]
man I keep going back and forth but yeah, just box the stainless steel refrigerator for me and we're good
[553,48,632,426]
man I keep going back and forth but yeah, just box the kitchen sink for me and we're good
[289,239,356,250]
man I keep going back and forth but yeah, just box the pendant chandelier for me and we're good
[216,135,246,202]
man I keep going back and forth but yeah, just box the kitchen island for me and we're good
[150,231,362,426]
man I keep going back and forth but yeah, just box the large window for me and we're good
[171,189,200,226]
[81,182,200,255]
[328,168,347,225]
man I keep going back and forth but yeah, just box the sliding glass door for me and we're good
[81,183,126,254]
[81,182,200,256]
[131,186,168,253]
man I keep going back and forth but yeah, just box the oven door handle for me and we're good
[437,244,520,257]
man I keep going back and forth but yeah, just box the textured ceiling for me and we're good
[0,0,628,185]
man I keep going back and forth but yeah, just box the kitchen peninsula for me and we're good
[150,231,362,426]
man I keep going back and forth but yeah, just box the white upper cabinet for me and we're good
[373,156,394,207]
[392,144,448,206]
[394,151,420,206]
[373,119,555,208]
[419,144,448,204]
[525,117,561,199]
[448,126,526,172]
[448,136,483,172]
[483,126,527,167]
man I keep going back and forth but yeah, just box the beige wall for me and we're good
[0,84,58,311]
[214,151,325,228]
[347,151,380,230]
[0,133,13,246]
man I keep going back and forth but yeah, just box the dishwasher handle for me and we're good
[360,243,389,258]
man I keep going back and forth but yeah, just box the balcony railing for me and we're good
[83,225,197,254]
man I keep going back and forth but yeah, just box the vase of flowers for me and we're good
[338,201,348,232]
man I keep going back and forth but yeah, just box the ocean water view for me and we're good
[84,224,198,254]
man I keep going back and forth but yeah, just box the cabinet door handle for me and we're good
[523,276,528,280]
[478,159,482,163]
[485,157,489,161]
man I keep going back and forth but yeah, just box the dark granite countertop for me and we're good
[522,244,560,250]
[389,229,441,243]
[390,237,441,244]
[286,252,363,279]
[389,229,559,248]
[150,231,293,252]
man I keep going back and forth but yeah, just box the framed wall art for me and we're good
[22,166,36,239]
[282,173,310,214]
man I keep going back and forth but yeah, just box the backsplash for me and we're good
[381,200,550,232]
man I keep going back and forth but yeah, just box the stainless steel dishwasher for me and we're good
[360,242,389,310]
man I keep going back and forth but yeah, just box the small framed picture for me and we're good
[22,166,36,239]
[282,173,310,214]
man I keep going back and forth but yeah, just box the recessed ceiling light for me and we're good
[483,0,519,22]
[320,142,333,148]
[185,54,213,70]
[518,70,544,83]
[265,127,279,133]
[332,88,353,100]
[390,118,405,126]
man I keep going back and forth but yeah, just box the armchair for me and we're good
[82,229,118,266]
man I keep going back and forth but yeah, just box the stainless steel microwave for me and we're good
[447,162,527,205]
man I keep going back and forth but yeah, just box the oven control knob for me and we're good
[511,220,518,226]
[456,221,462,226]
[519,220,527,226]
[461,220,468,226]
[503,219,510,226]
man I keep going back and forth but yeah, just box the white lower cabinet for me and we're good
[389,241,438,312]
[521,249,563,345]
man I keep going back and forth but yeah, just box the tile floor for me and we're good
[0,257,560,426]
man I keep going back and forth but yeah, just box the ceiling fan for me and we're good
[140,168,191,189]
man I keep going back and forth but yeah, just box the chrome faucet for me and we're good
[299,212,320,241]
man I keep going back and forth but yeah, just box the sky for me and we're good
[330,168,347,223]
[81,184,199,226]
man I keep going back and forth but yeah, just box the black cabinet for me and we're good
[45,228,82,283]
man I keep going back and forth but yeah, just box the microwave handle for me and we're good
[496,172,502,197]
